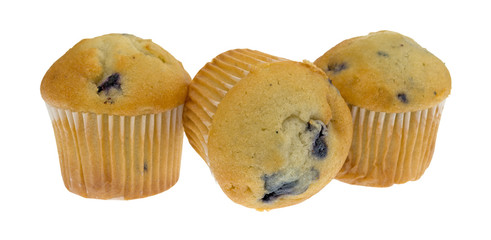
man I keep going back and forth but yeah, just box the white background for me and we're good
[1,0,489,239]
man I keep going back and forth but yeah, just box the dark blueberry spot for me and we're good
[261,192,277,202]
[377,51,389,57]
[306,121,328,159]
[261,169,320,203]
[434,91,437,96]
[312,126,328,159]
[275,131,278,134]
[269,83,273,86]
[328,78,333,85]
[327,62,348,74]
[397,93,409,103]
[400,43,404,47]
[306,121,313,131]
[261,179,299,203]
[97,73,121,94]
[143,162,148,172]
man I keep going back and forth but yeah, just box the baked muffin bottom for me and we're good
[336,101,445,187]
[47,104,184,199]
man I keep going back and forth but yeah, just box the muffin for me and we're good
[41,33,190,199]
[184,49,352,210]
[314,30,451,187]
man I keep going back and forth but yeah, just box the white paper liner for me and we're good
[46,104,184,199]
[336,101,445,187]
[183,49,286,165]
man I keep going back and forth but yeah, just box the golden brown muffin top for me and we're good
[208,60,352,210]
[41,33,190,115]
[314,30,451,113]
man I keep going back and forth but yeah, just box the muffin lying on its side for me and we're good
[184,49,352,210]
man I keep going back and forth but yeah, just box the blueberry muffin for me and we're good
[184,49,352,210]
[314,30,451,187]
[41,33,190,199]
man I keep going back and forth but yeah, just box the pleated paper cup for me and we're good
[336,101,445,187]
[183,49,286,165]
[46,104,184,199]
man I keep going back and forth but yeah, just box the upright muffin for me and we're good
[184,49,352,210]
[41,33,190,199]
[314,30,451,187]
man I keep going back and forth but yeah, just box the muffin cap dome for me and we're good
[314,30,451,113]
[208,60,352,210]
[41,33,190,115]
